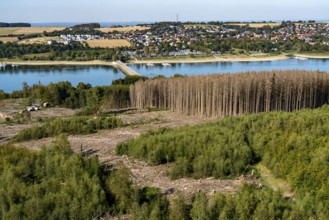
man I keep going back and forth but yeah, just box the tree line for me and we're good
[5,78,135,112]
[0,41,128,61]
[130,70,329,117]
[14,116,122,142]
[0,22,31,27]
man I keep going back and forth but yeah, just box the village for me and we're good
[44,22,329,58]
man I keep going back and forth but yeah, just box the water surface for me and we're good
[0,65,124,92]
[1,59,329,92]
[130,58,329,78]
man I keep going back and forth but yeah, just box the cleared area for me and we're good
[8,109,246,197]
[85,39,132,48]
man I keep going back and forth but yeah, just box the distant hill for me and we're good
[72,23,101,30]
[0,22,31,27]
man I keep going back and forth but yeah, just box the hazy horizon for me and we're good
[1,0,329,23]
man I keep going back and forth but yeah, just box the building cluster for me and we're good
[48,22,329,56]
[103,22,329,55]
[48,34,101,45]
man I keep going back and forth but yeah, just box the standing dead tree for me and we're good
[130,70,329,117]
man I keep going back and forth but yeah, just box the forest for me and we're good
[0,41,128,61]
[45,23,103,36]
[3,77,136,112]
[130,70,329,117]
[117,105,329,218]
[0,22,31,27]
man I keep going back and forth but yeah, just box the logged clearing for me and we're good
[85,39,132,48]
[9,109,251,197]
[98,26,150,33]
[0,37,18,42]
[18,36,63,44]
[0,27,64,36]
[231,23,280,27]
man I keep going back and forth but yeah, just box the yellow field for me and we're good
[18,37,63,44]
[0,27,65,36]
[0,37,18,43]
[231,23,280,28]
[98,26,149,33]
[85,39,132,48]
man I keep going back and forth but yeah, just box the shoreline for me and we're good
[1,60,117,66]
[128,55,289,64]
[1,55,289,66]
[293,54,329,59]
[2,53,329,67]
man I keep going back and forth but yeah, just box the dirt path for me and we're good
[12,110,252,197]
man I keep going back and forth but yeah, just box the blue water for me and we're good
[0,65,124,92]
[1,58,329,92]
[129,58,329,78]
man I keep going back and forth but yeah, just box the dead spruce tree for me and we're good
[130,70,329,117]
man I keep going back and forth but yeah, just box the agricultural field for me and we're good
[231,22,280,27]
[0,27,65,36]
[85,39,132,48]
[0,37,18,43]
[98,26,150,33]
[18,36,63,44]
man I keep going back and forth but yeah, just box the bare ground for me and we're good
[0,106,77,144]
[11,110,256,197]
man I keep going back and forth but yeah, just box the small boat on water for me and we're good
[0,63,6,68]
[12,64,19,68]
[293,56,308,60]
[146,63,155,67]
[162,63,172,67]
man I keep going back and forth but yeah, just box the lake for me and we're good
[0,65,124,92]
[130,58,329,78]
[1,58,329,92]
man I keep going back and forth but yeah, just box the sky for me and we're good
[1,0,329,23]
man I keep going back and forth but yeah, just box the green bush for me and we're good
[117,105,329,218]
[15,116,123,142]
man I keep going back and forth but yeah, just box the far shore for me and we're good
[2,53,329,67]
[293,54,329,59]
[1,60,117,66]
[128,54,289,64]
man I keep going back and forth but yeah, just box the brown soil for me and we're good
[0,106,77,144]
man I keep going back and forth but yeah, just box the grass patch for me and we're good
[14,116,123,142]
[0,28,19,36]
[255,163,292,193]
